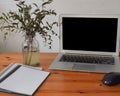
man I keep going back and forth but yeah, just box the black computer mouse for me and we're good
[102,72,120,86]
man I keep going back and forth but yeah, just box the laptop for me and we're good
[49,14,120,73]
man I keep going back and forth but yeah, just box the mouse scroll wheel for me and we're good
[104,80,111,85]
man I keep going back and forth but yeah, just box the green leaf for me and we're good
[19,1,25,5]
[0,17,4,20]
[2,13,8,20]
[52,22,58,27]
[42,0,53,7]
[33,3,38,8]
[14,0,19,1]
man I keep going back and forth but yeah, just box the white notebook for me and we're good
[0,63,50,96]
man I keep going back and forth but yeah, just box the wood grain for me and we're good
[0,53,120,96]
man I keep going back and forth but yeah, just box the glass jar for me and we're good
[22,35,40,66]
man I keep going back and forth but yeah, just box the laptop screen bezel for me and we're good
[59,14,120,56]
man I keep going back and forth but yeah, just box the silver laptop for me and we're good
[49,14,120,73]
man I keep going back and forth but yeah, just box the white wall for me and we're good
[0,0,120,52]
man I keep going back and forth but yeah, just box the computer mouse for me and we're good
[102,72,120,86]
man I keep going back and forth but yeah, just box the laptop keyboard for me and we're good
[59,54,114,65]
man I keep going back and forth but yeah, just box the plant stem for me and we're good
[26,45,32,65]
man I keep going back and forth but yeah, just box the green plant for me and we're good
[0,0,58,48]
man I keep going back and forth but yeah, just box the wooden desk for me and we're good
[0,53,120,96]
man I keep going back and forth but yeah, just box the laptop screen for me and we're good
[61,15,119,54]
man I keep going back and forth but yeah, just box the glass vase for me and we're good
[22,35,40,66]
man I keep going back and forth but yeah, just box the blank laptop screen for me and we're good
[62,17,118,52]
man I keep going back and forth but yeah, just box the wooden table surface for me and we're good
[0,53,120,96]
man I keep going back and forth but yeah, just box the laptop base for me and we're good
[49,54,120,73]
